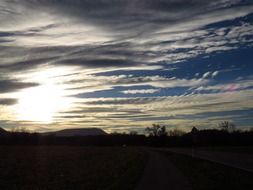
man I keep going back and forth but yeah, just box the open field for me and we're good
[162,151,253,190]
[1,146,253,190]
[0,146,147,190]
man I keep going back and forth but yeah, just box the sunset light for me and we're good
[16,84,70,123]
[0,1,253,190]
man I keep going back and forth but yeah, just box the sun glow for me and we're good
[12,66,78,123]
[16,84,70,123]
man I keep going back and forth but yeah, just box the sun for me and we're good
[16,84,70,123]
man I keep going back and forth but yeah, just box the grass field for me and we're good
[163,151,253,190]
[0,146,147,190]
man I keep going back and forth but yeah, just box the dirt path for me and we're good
[135,150,191,190]
[165,148,253,173]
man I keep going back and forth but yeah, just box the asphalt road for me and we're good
[135,150,191,190]
[165,148,253,173]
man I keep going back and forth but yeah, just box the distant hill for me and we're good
[0,127,8,135]
[42,128,107,137]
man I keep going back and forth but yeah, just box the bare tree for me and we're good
[145,124,167,137]
[129,131,138,135]
[218,121,235,132]
[11,127,30,133]
[168,128,186,136]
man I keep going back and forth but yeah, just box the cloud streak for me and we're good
[0,98,17,105]
[121,89,160,94]
[0,0,253,132]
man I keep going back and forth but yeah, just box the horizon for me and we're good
[0,0,253,134]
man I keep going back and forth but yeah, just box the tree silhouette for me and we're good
[11,127,30,133]
[145,124,167,137]
[218,121,235,132]
[129,131,138,135]
[168,128,186,136]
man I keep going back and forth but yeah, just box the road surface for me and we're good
[135,150,191,190]
[165,148,253,173]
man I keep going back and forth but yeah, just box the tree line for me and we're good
[0,121,252,147]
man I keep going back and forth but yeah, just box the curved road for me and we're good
[165,148,253,173]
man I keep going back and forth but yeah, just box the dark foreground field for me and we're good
[1,145,253,190]
[162,150,253,190]
[0,146,147,190]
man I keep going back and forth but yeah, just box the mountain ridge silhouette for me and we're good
[42,128,107,137]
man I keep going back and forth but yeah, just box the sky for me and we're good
[0,0,253,133]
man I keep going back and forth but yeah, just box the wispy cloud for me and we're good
[0,0,253,132]
[121,89,160,94]
[0,98,17,105]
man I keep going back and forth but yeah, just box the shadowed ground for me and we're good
[0,146,146,190]
[135,150,191,190]
[164,148,253,173]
